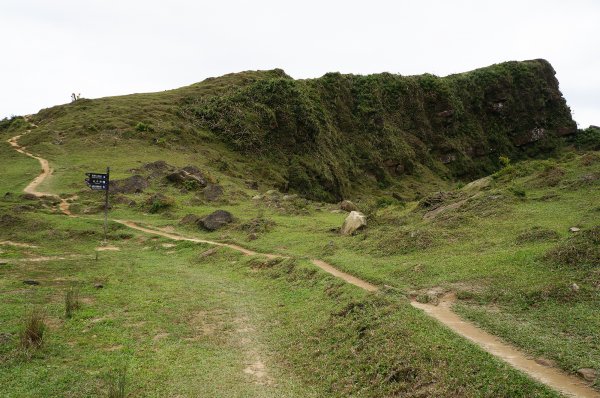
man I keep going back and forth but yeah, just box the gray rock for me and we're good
[569,227,581,232]
[571,283,580,292]
[340,211,367,236]
[94,283,104,289]
[252,195,262,200]
[577,368,597,382]
[110,175,148,194]
[200,247,220,257]
[534,357,557,367]
[199,210,233,231]
[180,214,201,225]
[203,184,224,201]
[23,280,40,286]
[166,169,207,188]
[340,200,358,212]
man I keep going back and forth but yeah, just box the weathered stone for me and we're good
[203,184,224,201]
[94,283,104,289]
[199,210,233,231]
[180,214,201,225]
[200,247,220,257]
[577,368,597,382]
[143,160,172,172]
[340,200,358,212]
[534,357,557,367]
[569,227,581,232]
[340,211,367,236]
[571,283,580,292]
[166,170,207,188]
[252,195,262,200]
[440,153,457,164]
[110,175,148,194]
[282,194,298,201]
[23,280,40,286]
[513,127,546,147]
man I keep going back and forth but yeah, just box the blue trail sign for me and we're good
[85,172,109,190]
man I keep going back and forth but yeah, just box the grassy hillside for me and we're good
[7,59,576,202]
[1,61,598,396]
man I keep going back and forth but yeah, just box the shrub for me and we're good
[20,309,46,350]
[65,287,81,319]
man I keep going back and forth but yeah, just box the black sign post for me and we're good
[85,168,110,241]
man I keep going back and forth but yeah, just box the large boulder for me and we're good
[110,175,148,194]
[340,211,367,236]
[199,210,233,231]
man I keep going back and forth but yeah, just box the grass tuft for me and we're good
[106,366,127,398]
[64,287,81,319]
[20,309,46,350]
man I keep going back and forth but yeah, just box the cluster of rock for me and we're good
[109,161,224,202]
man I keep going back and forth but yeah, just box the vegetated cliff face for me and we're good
[183,59,576,201]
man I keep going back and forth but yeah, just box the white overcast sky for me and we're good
[1,0,598,127]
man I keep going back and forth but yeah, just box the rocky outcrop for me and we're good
[186,59,576,201]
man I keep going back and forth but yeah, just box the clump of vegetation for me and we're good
[516,226,560,244]
[361,228,437,256]
[64,287,81,319]
[20,309,46,350]
[545,226,600,267]
[135,122,151,132]
[239,217,276,234]
[530,164,565,187]
[146,194,175,213]
[106,366,127,398]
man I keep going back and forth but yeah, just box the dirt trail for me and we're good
[412,294,599,398]
[7,132,599,398]
[7,132,73,216]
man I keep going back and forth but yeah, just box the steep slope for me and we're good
[14,59,576,201]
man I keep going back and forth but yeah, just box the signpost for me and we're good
[85,167,110,241]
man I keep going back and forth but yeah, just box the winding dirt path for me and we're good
[7,132,73,216]
[7,132,599,398]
